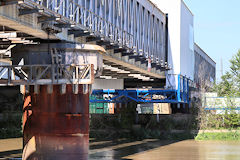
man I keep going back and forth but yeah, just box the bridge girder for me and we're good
[0,0,171,80]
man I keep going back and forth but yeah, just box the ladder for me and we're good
[50,48,63,79]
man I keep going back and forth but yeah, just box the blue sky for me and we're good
[184,0,240,81]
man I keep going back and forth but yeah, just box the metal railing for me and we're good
[0,64,94,85]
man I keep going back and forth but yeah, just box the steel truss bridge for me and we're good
[0,0,191,104]
[0,0,169,74]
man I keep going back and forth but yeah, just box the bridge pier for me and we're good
[22,85,89,160]
[9,43,105,160]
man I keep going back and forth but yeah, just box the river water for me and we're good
[0,138,240,160]
[89,139,240,160]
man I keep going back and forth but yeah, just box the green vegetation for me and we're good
[197,109,240,130]
[90,127,195,141]
[90,113,196,140]
[0,112,22,139]
[195,131,240,141]
[131,128,194,140]
[196,50,240,131]
[213,50,240,97]
[194,50,240,140]
[0,93,23,139]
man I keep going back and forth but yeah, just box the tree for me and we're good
[214,50,240,97]
[229,50,240,96]
[214,72,234,96]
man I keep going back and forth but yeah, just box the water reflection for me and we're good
[124,140,240,160]
[1,138,240,160]
[89,139,240,160]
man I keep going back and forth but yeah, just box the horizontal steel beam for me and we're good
[0,64,94,86]
[19,8,44,16]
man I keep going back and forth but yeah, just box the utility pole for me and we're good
[221,58,223,77]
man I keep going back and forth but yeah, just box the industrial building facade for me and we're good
[194,43,216,90]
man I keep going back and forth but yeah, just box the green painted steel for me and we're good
[89,96,109,114]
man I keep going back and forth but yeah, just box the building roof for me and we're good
[182,0,194,16]
[194,43,216,67]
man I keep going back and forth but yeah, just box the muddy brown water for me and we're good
[0,138,240,160]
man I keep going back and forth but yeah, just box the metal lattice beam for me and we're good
[90,89,189,104]
[0,64,94,86]
[13,0,167,65]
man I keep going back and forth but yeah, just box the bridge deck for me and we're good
[0,0,169,81]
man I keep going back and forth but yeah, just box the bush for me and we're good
[195,131,240,141]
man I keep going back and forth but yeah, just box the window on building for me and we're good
[189,25,194,51]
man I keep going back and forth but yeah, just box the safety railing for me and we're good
[0,64,94,85]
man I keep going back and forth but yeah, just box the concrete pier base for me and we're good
[22,85,89,160]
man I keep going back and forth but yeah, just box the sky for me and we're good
[183,0,240,82]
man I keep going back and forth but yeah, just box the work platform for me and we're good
[91,75,190,104]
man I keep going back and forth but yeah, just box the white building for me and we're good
[151,0,195,89]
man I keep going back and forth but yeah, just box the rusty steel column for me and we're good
[12,43,104,160]
[22,84,89,160]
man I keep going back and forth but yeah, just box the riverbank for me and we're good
[90,128,240,141]
[195,130,240,141]
[1,129,239,142]
[1,112,239,141]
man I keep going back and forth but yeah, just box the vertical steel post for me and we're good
[187,78,189,103]
[177,74,181,102]
[183,76,185,102]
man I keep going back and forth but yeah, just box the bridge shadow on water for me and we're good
[0,149,22,159]
[89,138,185,160]
[0,137,193,160]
